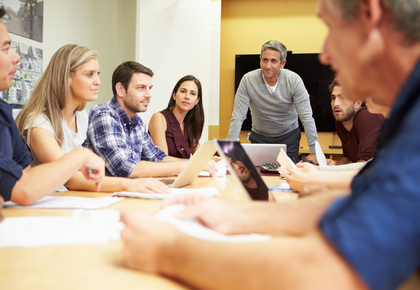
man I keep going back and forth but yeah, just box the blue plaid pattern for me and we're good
[83,96,166,177]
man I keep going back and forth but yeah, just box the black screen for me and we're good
[216,140,269,201]
[234,53,336,132]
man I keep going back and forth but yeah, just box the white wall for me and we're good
[8,0,221,134]
[137,0,212,141]
[8,0,127,112]
[209,0,221,127]
[117,0,137,64]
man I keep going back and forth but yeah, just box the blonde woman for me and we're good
[16,44,169,193]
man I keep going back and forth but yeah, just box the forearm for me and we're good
[65,172,129,192]
[11,148,95,205]
[129,160,188,178]
[333,157,351,165]
[315,170,358,191]
[221,193,346,236]
[299,113,318,153]
[227,87,250,140]
[226,118,243,140]
[161,230,366,290]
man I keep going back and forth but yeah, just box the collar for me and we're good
[379,57,420,145]
[262,70,280,92]
[110,96,140,129]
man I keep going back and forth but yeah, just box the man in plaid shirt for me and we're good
[83,61,216,178]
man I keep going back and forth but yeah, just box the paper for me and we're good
[0,210,124,248]
[277,148,297,169]
[113,187,219,200]
[155,205,271,243]
[315,141,327,166]
[198,159,227,177]
[4,196,123,209]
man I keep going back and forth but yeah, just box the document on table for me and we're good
[112,187,219,200]
[0,209,124,248]
[155,204,271,243]
[4,196,123,209]
[198,159,227,177]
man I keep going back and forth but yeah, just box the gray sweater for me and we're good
[227,68,318,153]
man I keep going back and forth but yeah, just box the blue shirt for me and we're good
[83,96,167,177]
[320,59,420,290]
[0,99,32,201]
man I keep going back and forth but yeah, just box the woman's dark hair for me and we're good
[164,75,204,149]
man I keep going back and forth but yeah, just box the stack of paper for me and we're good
[113,187,219,200]
[0,209,124,248]
[4,196,123,209]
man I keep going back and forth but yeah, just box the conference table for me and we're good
[0,174,297,290]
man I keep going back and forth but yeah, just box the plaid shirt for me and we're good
[83,96,166,177]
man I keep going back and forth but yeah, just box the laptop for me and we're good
[160,141,217,188]
[214,140,270,201]
[242,143,287,166]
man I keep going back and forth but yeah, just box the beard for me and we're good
[334,106,356,122]
[123,93,149,113]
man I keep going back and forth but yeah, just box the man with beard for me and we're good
[227,156,269,200]
[83,61,216,178]
[329,79,384,165]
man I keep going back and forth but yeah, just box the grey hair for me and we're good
[331,0,420,43]
[260,40,287,62]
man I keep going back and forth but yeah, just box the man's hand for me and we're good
[305,153,318,164]
[279,163,326,194]
[126,178,171,194]
[120,211,178,273]
[0,196,4,223]
[162,193,247,234]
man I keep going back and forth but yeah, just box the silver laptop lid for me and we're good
[214,140,269,201]
[161,141,217,188]
[242,143,287,166]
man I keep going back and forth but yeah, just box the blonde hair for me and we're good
[16,44,98,147]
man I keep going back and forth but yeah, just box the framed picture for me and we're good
[1,0,43,42]
[0,41,43,118]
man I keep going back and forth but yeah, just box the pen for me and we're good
[268,187,297,193]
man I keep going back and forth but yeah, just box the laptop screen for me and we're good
[215,140,269,201]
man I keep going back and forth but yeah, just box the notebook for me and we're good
[214,140,270,201]
[160,141,217,188]
[242,143,287,166]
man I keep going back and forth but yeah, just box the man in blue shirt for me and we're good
[83,61,216,178]
[0,7,105,210]
[119,1,420,289]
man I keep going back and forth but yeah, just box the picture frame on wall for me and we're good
[0,0,43,42]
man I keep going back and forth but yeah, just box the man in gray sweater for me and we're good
[227,40,318,163]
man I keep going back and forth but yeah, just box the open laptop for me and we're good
[242,143,287,166]
[214,140,270,201]
[160,141,217,188]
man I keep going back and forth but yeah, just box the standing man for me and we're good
[120,0,420,289]
[329,79,384,165]
[83,61,216,178]
[0,7,105,208]
[227,40,318,163]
